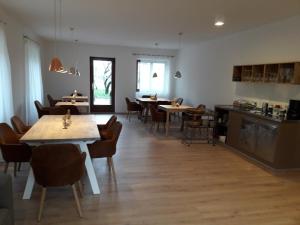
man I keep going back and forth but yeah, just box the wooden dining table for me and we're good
[62,95,88,102]
[20,115,107,200]
[55,101,90,113]
[158,105,193,136]
[136,97,171,123]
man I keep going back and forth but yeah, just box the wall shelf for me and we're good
[232,62,300,84]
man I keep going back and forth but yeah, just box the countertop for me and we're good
[215,105,288,123]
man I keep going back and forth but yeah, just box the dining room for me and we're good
[1,1,300,225]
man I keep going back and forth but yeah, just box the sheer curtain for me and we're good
[24,38,43,124]
[0,25,14,124]
[137,58,170,98]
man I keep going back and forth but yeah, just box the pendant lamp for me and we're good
[152,43,159,78]
[174,32,183,79]
[49,0,66,73]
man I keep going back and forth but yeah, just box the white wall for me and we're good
[0,7,44,120]
[43,41,177,112]
[175,16,300,109]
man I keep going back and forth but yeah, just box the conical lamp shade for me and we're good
[174,70,182,79]
[49,57,64,72]
[68,66,76,75]
[153,72,158,78]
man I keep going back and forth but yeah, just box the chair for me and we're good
[47,94,61,107]
[34,100,50,118]
[0,173,14,225]
[172,97,184,119]
[125,97,142,121]
[97,115,117,132]
[88,121,122,175]
[181,104,206,131]
[49,106,81,115]
[10,116,31,135]
[30,144,86,221]
[0,123,32,177]
[141,95,151,98]
[149,104,166,131]
[182,110,215,146]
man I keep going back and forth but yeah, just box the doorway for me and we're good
[90,57,115,112]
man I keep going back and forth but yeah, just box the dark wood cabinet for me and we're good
[220,106,300,170]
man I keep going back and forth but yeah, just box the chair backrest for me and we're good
[142,95,151,98]
[57,105,81,115]
[196,104,206,110]
[101,115,117,130]
[34,100,49,118]
[157,101,171,105]
[31,144,86,187]
[10,116,30,134]
[176,98,183,105]
[0,123,19,144]
[47,94,56,107]
[70,92,83,96]
[149,104,166,122]
[111,121,122,143]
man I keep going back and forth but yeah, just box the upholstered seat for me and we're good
[34,100,50,118]
[0,123,32,177]
[10,116,31,135]
[125,97,142,121]
[31,144,86,221]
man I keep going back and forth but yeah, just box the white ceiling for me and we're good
[1,0,300,49]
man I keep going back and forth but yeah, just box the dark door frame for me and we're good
[90,56,116,113]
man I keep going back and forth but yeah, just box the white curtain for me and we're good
[24,38,43,124]
[137,58,170,98]
[0,25,14,124]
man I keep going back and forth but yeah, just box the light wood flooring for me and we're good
[2,115,300,225]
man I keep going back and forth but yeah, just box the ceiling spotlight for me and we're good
[214,20,224,27]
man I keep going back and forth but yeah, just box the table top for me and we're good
[158,105,193,112]
[56,101,89,107]
[62,96,88,101]
[136,97,171,102]
[20,115,101,143]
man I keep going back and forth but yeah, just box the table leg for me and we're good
[79,143,101,194]
[166,111,170,136]
[144,103,149,123]
[23,168,35,199]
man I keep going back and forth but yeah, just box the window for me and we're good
[136,59,170,97]
[0,25,14,124]
[24,37,43,124]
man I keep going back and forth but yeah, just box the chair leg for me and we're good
[4,162,9,173]
[77,181,84,198]
[38,187,47,222]
[13,163,17,177]
[18,162,22,171]
[72,184,83,217]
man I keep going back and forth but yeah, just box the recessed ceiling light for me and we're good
[214,21,224,26]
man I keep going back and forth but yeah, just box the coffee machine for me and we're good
[287,100,300,120]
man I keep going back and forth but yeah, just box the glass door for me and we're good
[90,57,115,112]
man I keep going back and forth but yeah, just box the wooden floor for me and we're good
[2,115,300,225]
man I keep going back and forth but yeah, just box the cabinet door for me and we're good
[227,111,242,148]
[238,118,256,153]
[255,123,278,163]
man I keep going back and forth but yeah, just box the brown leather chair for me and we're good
[149,104,166,131]
[88,121,122,173]
[34,100,50,118]
[0,123,32,177]
[49,105,81,115]
[47,94,61,107]
[97,115,117,132]
[125,97,142,121]
[31,144,86,221]
[10,116,31,135]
